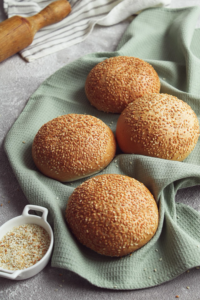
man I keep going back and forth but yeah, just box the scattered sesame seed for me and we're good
[22,141,26,144]
[186,286,190,289]
[154,269,157,272]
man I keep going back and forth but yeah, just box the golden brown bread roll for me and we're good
[85,56,160,113]
[116,93,199,161]
[32,114,116,182]
[66,174,159,257]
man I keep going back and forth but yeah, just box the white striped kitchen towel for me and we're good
[3,0,171,62]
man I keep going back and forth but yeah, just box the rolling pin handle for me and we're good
[0,0,71,63]
[27,0,71,34]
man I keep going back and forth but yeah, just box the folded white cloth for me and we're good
[3,0,171,62]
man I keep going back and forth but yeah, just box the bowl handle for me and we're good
[22,205,48,221]
[0,269,22,279]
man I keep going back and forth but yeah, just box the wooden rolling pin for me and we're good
[0,0,71,63]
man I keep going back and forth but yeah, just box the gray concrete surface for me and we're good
[1,0,200,299]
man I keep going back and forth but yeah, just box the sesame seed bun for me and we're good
[66,174,159,257]
[85,56,160,113]
[32,114,116,182]
[116,93,199,161]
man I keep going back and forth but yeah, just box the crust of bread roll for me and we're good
[66,174,159,257]
[116,93,199,161]
[32,114,116,182]
[85,56,160,113]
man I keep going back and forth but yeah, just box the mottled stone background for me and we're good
[1,0,200,299]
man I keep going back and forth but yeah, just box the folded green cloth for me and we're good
[4,6,200,289]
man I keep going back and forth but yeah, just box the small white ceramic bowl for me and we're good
[0,204,54,280]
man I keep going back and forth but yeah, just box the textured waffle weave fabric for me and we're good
[4,6,200,289]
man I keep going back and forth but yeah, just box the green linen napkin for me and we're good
[4,6,200,289]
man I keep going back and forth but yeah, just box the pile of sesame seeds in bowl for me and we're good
[0,205,53,280]
[0,224,50,271]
